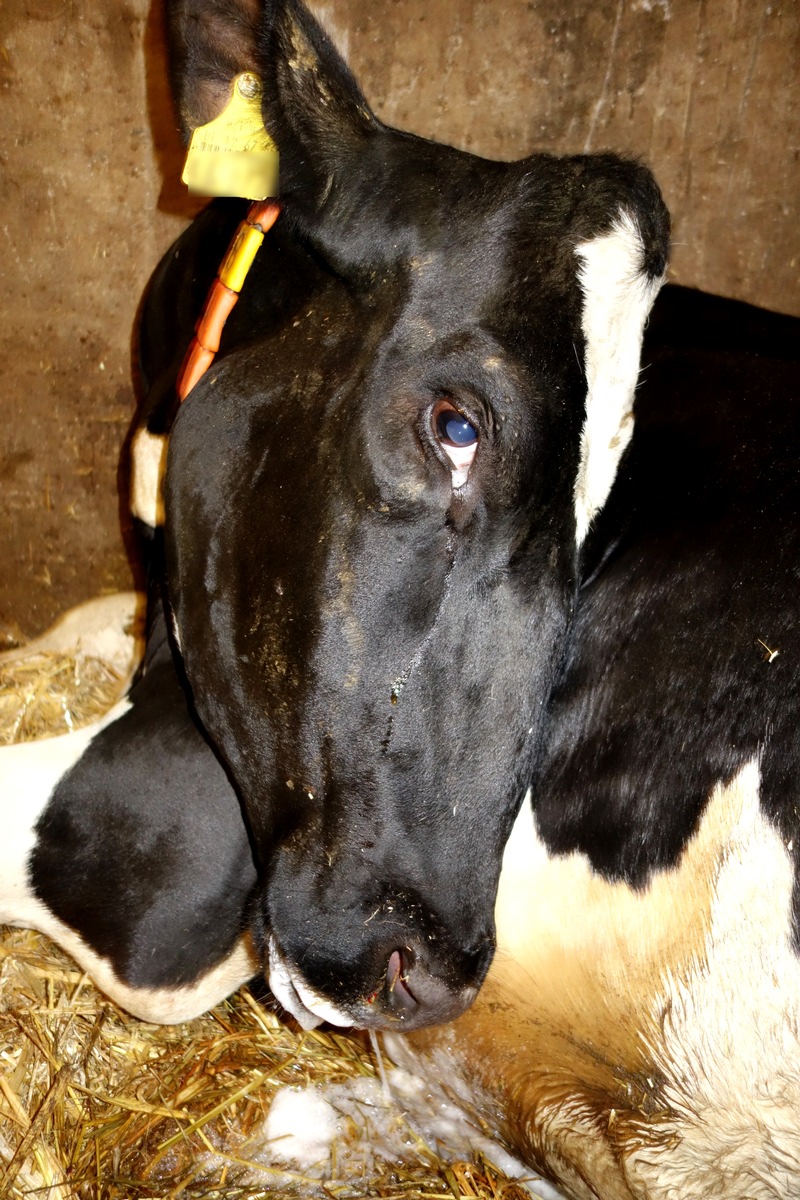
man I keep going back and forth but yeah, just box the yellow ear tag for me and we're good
[181,73,279,200]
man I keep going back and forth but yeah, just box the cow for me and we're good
[1,0,797,1195]
[3,0,667,1029]
[127,0,669,1034]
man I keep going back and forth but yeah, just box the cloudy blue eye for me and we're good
[435,408,478,447]
[430,399,480,488]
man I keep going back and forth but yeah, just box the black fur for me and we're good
[533,286,800,939]
[31,602,258,988]
[148,0,670,1021]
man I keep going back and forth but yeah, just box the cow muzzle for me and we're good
[267,935,489,1032]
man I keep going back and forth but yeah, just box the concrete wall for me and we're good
[1,0,798,637]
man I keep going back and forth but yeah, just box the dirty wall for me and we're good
[1,0,798,637]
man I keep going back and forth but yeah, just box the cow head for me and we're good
[163,0,669,1030]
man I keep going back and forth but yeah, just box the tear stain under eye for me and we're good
[381,533,457,754]
[446,441,477,490]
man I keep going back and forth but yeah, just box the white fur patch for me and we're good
[629,760,800,1198]
[35,913,256,1024]
[130,427,168,527]
[392,764,800,1199]
[6,901,256,1024]
[573,212,664,545]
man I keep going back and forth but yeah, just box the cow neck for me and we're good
[176,200,282,402]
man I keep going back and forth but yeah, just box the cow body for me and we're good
[2,0,798,1195]
[393,286,800,1198]
[0,596,258,1022]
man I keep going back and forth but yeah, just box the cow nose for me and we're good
[268,928,495,1031]
[374,937,494,1027]
[385,947,417,1012]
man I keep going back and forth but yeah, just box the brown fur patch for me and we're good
[394,763,800,1199]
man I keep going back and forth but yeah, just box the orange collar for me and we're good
[176,200,282,402]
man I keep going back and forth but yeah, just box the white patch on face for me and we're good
[573,211,664,545]
[268,937,354,1029]
[130,427,168,527]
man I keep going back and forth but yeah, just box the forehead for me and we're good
[354,139,582,273]
[367,197,583,377]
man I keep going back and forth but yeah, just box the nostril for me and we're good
[386,948,418,1010]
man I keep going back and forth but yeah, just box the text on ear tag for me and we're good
[181,73,279,200]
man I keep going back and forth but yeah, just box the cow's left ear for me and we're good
[168,0,379,218]
[571,182,670,545]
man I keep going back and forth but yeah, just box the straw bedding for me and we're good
[0,623,536,1199]
[0,927,534,1199]
[0,652,127,746]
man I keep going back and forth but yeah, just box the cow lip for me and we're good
[267,937,354,1031]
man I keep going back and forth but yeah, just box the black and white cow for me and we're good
[1,0,798,1195]
[127,0,668,1033]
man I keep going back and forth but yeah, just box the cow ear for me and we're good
[168,0,377,212]
[572,202,669,546]
[168,0,264,135]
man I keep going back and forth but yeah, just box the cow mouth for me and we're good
[268,937,353,1030]
[267,939,427,1031]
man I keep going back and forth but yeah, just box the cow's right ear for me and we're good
[168,0,379,218]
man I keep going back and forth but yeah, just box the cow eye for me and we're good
[436,406,478,448]
[431,400,478,487]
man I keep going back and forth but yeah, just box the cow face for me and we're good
[161,0,669,1030]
